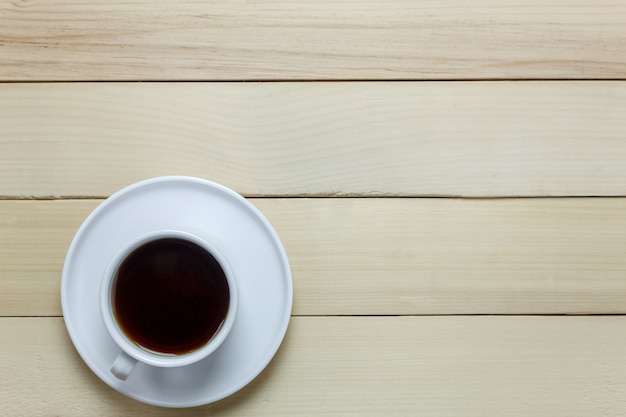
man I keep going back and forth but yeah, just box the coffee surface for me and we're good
[113,238,230,355]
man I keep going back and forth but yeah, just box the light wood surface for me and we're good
[2,82,626,198]
[3,198,626,317]
[1,0,626,80]
[3,316,626,416]
[3,0,626,414]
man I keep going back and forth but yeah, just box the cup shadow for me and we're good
[62,316,295,415]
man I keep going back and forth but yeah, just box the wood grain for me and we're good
[2,81,626,198]
[1,0,626,81]
[3,316,626,415]
[3,198,626,317]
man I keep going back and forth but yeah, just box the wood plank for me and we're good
[1,0,626,80]
[3,198,626,317]
[2,82,626,198]
[0,200,89,316]
[3,316,626,415]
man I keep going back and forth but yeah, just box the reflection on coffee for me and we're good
[113,238,230,355]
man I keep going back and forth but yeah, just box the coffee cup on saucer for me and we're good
[99,229,237,381]
[62,177,292,406]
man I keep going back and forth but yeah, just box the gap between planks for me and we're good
[2,79,626,83]
[5,195,626,201]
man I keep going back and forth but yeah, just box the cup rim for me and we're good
[99,229,238,368]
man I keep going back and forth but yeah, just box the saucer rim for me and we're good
[60,176,293,407]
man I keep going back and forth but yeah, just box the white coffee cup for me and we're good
[99,230,238,381]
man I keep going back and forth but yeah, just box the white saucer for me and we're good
[61,177,293,407]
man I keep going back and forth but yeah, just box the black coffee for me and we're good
[113,238,230,355]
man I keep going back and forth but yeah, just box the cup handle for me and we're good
[110,351,138,381]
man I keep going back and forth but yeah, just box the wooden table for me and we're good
[2,1,626,415]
